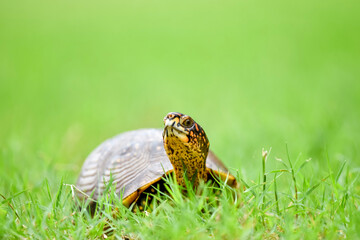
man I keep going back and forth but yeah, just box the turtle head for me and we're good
[162,112,209,187]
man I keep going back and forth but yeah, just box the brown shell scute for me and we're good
[76,129,231,202]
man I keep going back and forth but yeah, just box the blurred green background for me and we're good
[1,0,359,193]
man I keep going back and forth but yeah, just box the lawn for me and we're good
[1,0,360,239]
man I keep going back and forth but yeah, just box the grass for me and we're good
[1,0,360,239]
[1,147,358,239]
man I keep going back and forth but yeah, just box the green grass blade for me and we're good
[336,160,347,183]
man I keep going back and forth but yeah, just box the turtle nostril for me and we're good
[164,113,174,124]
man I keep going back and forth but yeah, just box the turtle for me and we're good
[76,112,237,208]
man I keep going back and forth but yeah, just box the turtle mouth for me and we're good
[163,126,189,144]
[164,123,186,136]
[163,119,189,142]
[164,126,184,136]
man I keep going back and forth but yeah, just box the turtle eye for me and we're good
[181,117,194,128]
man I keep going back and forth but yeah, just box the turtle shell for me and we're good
[76,129,236,206]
